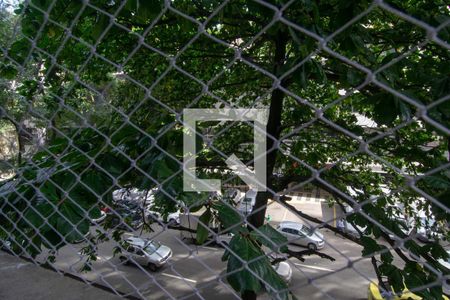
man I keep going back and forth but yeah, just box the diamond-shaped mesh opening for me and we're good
[382,0,449,29]
[94,23,142,66]
[281,120,361,171]
[375,42,448,97]
[177,35,235,83]
[205,0,277,47]
[209,60,274,105]
[437,22,450,43]
[367,120,444,171]
[123,46,170,87]
[328,7,428,70]
[282,0,374,39]
[142,9,199,57]
[151,69,203,112]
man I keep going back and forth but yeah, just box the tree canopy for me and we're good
[0,0,449,299]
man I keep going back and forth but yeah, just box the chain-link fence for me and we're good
[0,0,449,299]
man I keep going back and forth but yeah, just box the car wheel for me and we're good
[148,263,158,272]
[307,243,317,251]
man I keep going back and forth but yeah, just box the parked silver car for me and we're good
[119,236,172,271]
[276,221,325,250]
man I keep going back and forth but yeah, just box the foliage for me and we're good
[0,0,449,298]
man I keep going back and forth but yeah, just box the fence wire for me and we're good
[0,0,449,299]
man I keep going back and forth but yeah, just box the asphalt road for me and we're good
[23,198,410,299]
[38,225,377,300]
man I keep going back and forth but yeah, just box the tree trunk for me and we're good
[12,121,25,166]
[247,32,288,231]
[242,32,288,300]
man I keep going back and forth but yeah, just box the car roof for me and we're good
[278,221,306,230]
[245,189,257,198]
[126,237,149,247]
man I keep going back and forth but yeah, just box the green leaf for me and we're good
[250,224,288,253]
[421,175,450,190]
[57,202,89,243]
[40,182,59,203]
[403,270,430,299]
[380,249,393,264]
[213,201,243,233]
[0,64,18,79]
[368,93,400,125]
[8,39,32,63]
[23,208,45,228]
[91,14,109,40]
[82,171,111,198]
[88,207,102,219]
[99,154,126,177]
[196,208,212,244]
[154,158,174,180]
[361,236,381,257]
[225,234,263,293]
[224,233,289,299]
[30,0,52,10]
[404,240,422,258]
[262,262,290,300]
[125,0,163,22]
[379,264,404,294]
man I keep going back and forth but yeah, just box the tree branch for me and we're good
[278,197,363,246]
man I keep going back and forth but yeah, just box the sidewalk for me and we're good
[0,251,122,300]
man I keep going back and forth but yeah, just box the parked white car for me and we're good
[438,250,450,295]
[237,189,257,215]
[263,250,293,285]
[145,209,180,225]
[273,261,292,283]
[119,236,172,271]
[112,188,156,208]
[276,221,325,250]
[224,188,243,204]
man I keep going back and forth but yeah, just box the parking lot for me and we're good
[33,199,379,300]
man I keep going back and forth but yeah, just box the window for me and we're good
[136,249,145,256]
[282,228,299,235]
[144,241,161,254]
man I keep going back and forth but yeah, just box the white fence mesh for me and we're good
[0,0,449,299]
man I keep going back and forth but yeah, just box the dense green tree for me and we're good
[0,0,449,299]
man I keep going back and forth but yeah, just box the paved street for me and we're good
[29,200,378,300]
[0,251,122,300]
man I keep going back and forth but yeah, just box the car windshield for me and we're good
[144,241,161,253]
[300,226,313,236]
